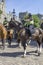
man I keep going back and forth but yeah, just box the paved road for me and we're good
[0,41,43,65]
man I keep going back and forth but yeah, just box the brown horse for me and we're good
[0,23,14,49]
[32,28,43,56]
[0,23,7,49]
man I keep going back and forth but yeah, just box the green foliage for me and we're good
[0,10,2,18]
[23,13,40,28]
[34,22,40,28]
[32,15,40,27]
[0,10,2,14]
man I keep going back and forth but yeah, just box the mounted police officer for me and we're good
[3,17,8,29]
[24,13,34,35]
[28,14,34,34]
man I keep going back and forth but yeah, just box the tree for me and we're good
[32,15,40,27]
[0,10,2,14]
[0,10,2,18]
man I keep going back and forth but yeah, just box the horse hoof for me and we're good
[18,46,21,48]
[38,53,41,56]
[18,45,21,48]
[35,50,38,53]
[23,54,26,58]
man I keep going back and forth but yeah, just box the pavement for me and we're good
[0,40,43,65]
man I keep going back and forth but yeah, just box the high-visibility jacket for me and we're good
[30,20,34,25]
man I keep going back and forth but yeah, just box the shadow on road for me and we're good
[7,44,18,48]
[0,52,24,57]
[0,51,39,57]
[27,51,39,56]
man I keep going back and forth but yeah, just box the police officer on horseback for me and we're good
[3,17,8,29]
[24,13,34,35]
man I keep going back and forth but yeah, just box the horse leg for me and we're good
[38,36,42,56]
[35,42,39,53]
[2,39,5,50]
[19,41,21,48]
[37,41,42,56]
[39,43,42,54]
[8,37,12,46]
[23,45,27,57]
[22,42,27,57]
[35,45,38,53]
[17,39,21,48]
[28,37,31,44]
[8,38,11,46]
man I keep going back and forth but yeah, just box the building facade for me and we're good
[19,12,28,20]
[0,0,13,24]
[0,0,21,24]
[0,0,6,23]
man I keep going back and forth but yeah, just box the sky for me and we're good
[5,0,43,16]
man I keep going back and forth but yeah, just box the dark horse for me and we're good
[17,27,31,57]
[9,19,43,56]
[9,19,31,57]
